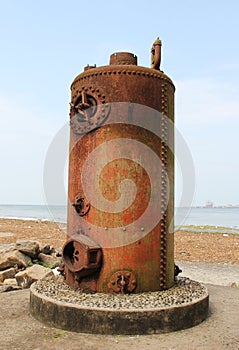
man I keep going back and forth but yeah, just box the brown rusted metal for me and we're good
[109,52,137,65]
[62,235,102,280]
[63,38,175,293]
[72,195,90,216]
[151,37,162,70]
[107,271,137,294]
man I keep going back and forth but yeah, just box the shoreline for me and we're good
[0,218,238,265]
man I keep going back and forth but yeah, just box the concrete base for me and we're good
[30,279,209,335]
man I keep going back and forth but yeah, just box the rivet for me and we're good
[140,227,145,231]
[105,227,108,231]
[122,227,126,231]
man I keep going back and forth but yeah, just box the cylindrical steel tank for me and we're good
[63,39,175,293]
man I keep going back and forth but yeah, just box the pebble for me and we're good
[32,275,208,310]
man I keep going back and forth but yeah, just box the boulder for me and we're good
[3,278,18,286]
[38,253,61,268]
[55,247,62,257]
[15,240,40,258]
[39,243,53,255]
[15,264,53,288]
[0,250,31,271]
[0,243,16,253]
[0,267,16,282]
[0,285,21,293]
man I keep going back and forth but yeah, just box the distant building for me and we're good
[205,201,213,208]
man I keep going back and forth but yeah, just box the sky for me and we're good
[0,0,239,206]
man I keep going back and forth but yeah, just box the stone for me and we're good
[0,250,31,271]
[39,243,53,255]
[15,264,53,288]
[3,278,18,286]
[0,285,21,293]
[15,240,40,258]
[0,267,16,282]
[0,243,16,253]
[38,253,61,268]
[55,247,62,257]
[230,282,238,288]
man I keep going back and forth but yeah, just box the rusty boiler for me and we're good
[62,38,175,293]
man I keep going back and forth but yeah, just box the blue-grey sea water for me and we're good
[0,205,238,231]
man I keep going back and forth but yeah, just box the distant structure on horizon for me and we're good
[197,201,239,208]
[204,200,213,208]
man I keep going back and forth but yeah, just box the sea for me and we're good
[0,204,238,232]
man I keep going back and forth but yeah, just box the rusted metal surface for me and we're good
[151,37,162,70]
[108,271,137,294]
[62,235,102,289]
[72,195,90,216]
[63,39,175,293]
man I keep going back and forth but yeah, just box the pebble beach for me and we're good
[0,218,238,265]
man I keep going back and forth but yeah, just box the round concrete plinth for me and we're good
[30,276,209,335]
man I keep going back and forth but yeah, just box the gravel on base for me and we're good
[32,275,208,310]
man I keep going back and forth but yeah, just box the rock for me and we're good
[0,243,16,253]
[3,278,18,286]
[38,253,61,268]
[15,240,40,258]
[52,267,61,276]
[230,282,238,288]
[0,285,22,293]
[0,250,31,271]
[55,247,62,257]
[0,267,16,282]
[15,264,53,288]
[39,243,53,255]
